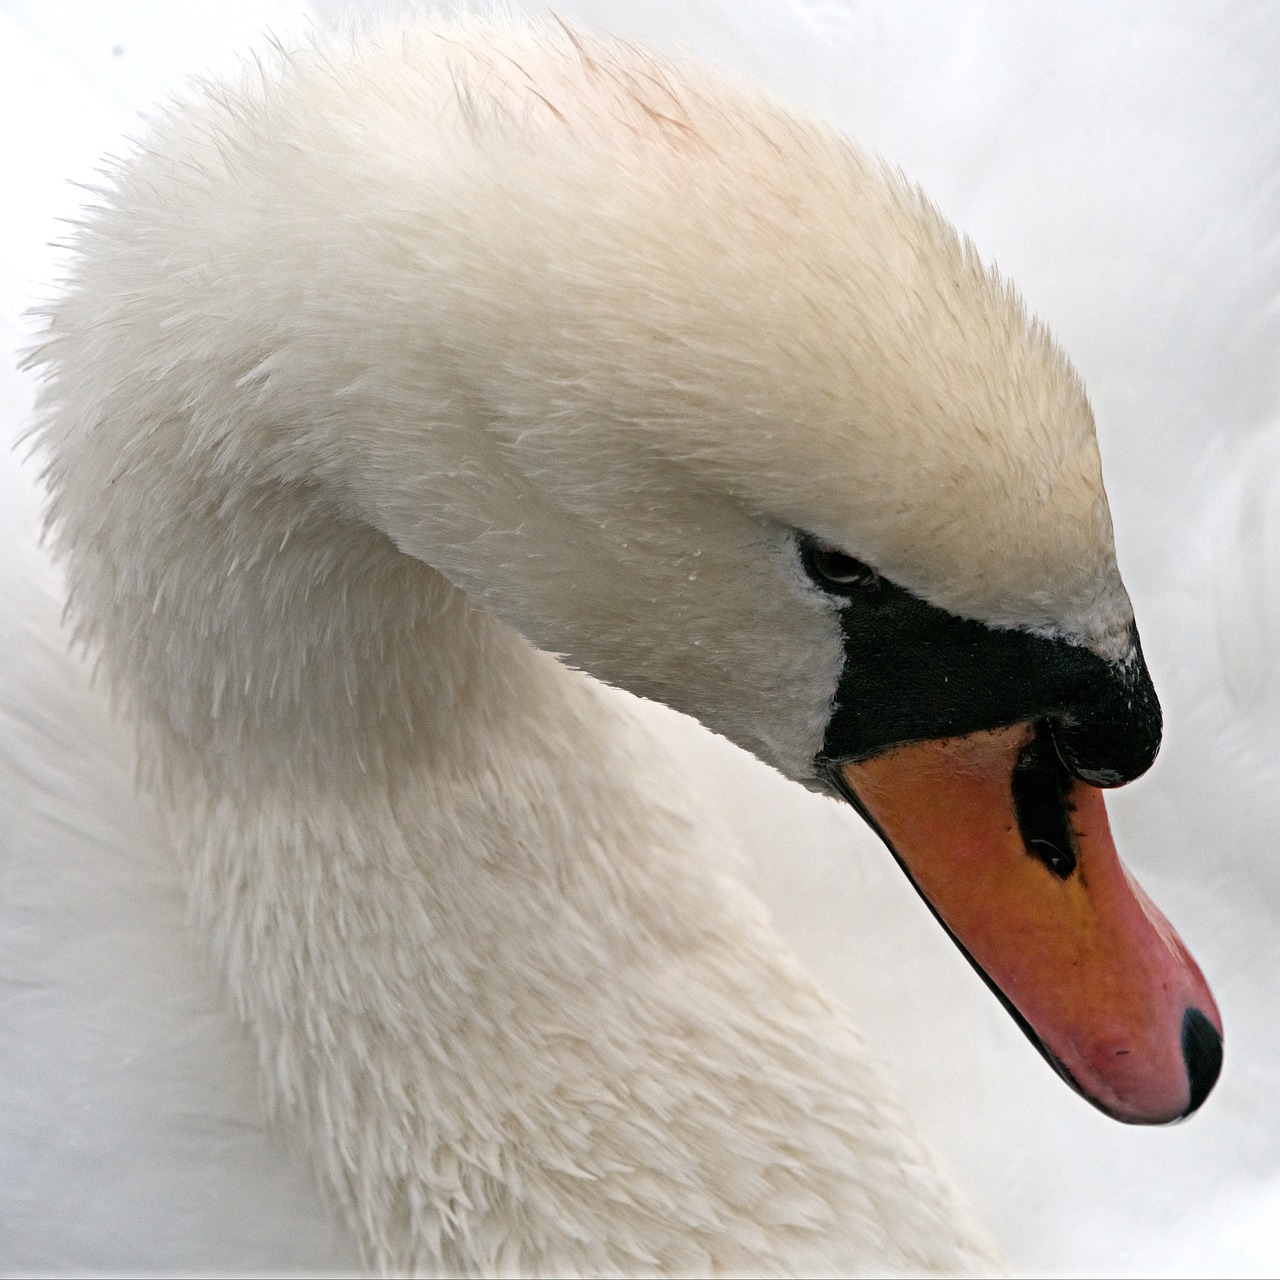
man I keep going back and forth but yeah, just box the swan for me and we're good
[20,14,1227,1275]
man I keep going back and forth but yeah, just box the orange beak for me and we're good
[837,722,1222,1123]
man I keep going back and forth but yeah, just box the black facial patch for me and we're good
[799,536,1162,785]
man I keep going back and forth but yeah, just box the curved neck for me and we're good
[42,194,999,1280]
[100,470,542,799]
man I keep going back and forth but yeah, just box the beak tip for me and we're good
[1181,1006,1224,1117]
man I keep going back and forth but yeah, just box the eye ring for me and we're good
[799,536,880,596]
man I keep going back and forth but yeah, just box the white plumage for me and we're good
[2,2,1280,1280]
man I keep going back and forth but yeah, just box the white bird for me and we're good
[17,15,1229,1274]
[11,4,1280,1276]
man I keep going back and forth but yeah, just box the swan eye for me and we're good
[799,537,880,596]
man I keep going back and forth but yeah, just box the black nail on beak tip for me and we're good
[1181,1007,1223,1116]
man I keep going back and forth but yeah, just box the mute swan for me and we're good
[20,14,1227,1276]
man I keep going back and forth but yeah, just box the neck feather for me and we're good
[64,468,993,1274]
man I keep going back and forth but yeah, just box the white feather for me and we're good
[2,1,1278,1275]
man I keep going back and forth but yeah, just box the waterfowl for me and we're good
[25,16,1222,1275]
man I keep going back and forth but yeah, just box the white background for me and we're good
[2,1,1277,1273]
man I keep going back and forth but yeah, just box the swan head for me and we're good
[350,31,1219,1124]
[351,31,1142,777]
[35,24,1220,1125]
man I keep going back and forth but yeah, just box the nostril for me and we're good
[1012,726,1078,879]
[1181,1007,1223,1116]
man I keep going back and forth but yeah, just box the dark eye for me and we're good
[799,536,880,596]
